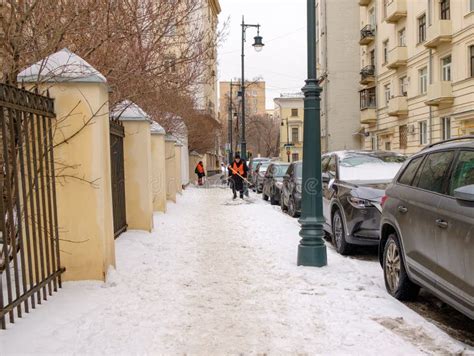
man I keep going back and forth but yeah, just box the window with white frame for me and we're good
[470,0,474,12]
[441,117,451,140]
[399,76,408,96]
[419,121,428,145]
[399,28,406,47]
[418,14,426,43]
[369,8,376,26]
[419,67,428,94]
[384,84,391,105]
[441,55,452,81]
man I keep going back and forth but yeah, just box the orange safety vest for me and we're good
[197,164,204,174]
[232,162,245,176]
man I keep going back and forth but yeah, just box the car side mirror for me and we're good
[322,172,330,184]
[454,185,474,202]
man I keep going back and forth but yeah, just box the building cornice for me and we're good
[208,0,221,16]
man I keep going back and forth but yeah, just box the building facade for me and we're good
[316,0,362,152]
[275,93,305,162]
[359,0,474,155]
[218,80,266,121]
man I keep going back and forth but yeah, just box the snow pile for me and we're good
[0,188,471,354]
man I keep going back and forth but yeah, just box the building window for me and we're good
[292,153,299,162]
[419,121,428,145]
[385,141,391,151]
[442,117,451,140]
[418,14,426,43]
[383,40,389,64]
[399,125,408,149]
[440,0,450,20]
[399,76,408,96]
[291,108,298,117]
[371,135,378,150]
[419,67,428,94]
[470,0,474,12]
[291,127,299,143]
[370,49,376,66]
[470,45,474,77]
[369,8,376,26]
[399,28,406,47]
[360,87,376,109]
[441,55,452,81]
[164,57,176,74]
[384,84,391,105]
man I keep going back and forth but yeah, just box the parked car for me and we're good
[321,151,406,255]
[379,137,474,319]
[254,161,272,193]
[249,157,270,188]
[262,162,291,204]
[280,161,303,217]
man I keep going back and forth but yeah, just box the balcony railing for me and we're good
[360,25,376,45]
[360,65,375,85]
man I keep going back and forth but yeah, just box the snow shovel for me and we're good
[227,166,251,197]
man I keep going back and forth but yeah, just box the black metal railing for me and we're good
[360,24,376,42]
[360,65,375,82]
[0,83,63,329]
[109,117,127,238]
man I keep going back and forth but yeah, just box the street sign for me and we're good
[284,143,295,148]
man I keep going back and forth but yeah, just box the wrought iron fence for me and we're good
[0,83,63,329]
[109,117,127,238]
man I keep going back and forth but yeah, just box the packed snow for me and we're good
[0,186,471,355]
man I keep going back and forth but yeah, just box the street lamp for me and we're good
[240,16,264,161]
[297,0,327,267]
[227,80,241,164]
[280,118,290,162]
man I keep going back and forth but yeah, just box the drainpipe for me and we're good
[429,48,433,144]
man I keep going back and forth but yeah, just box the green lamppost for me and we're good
[297,0,327,267]
[240,16,264,161]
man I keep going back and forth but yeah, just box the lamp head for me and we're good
[253,35,264,52]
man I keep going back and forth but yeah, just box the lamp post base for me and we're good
[297,217,327,267]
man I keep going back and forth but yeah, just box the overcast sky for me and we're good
[217,0,307,110]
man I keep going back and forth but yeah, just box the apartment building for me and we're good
[275,93,305,162]
[316,0,362,152]
[218,80,266,120]
[359,0,474,154]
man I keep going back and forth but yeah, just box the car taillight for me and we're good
[381,195,388,207]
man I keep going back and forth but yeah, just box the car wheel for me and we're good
[270,191,278,205]
[262,192,269,201]
[331,209,352,255]
[288,197,298,217]
[383,233,420,301]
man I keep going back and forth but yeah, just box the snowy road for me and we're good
[0,186,472,355]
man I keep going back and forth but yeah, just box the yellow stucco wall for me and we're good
[175,144,182,194]
[165,139,177,202]
[47,82,115,281]
[151,133,167,212]
[122,120,153,232]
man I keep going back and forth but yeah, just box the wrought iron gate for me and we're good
[0,83,63,329]
[109,118,127,238]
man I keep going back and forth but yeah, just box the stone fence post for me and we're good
[150,122,167,212]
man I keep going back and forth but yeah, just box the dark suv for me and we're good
[380,137,474,319]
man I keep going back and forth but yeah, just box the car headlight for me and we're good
[296,184,302,194]
[348,196,374,209]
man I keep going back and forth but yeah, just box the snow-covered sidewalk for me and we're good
[0,187,471,355]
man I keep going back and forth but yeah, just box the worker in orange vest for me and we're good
[228,154,248,199]
[195,161,205,186]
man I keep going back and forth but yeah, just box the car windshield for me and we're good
[272,164,290,177]
[339,153,406,183]
[295,163,303,178]
[259,162,271,172]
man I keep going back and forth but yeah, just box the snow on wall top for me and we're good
[151,122,166,135]
[111,100,151,122]
[17,48,106,83]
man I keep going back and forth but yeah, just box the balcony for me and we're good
[360,108,377,124]
[385,0,407,23]
[360,65,375,85]
[425,81,454,106]
[359,25,376,45]
[386,46,407,69]
[388,96,408,116]
[425,20,452,48]
[359,0,371,6]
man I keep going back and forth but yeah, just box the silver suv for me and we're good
[379,137,474,319]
